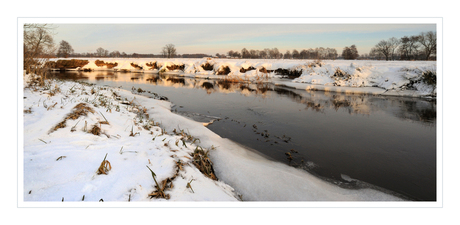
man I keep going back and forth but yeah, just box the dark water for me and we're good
[51,71,437,201]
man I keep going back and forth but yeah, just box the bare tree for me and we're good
[110,50,121,58]
[291,49,300,59]
[96,47,109,57]
[241,48,250,58]
[227,50,234,58]
[419,31,436,60]
[23,23,57,85]
[162,44,177,58]
[57,40,74,58]
[284,50,292,59]
[388,37,400,60]
[372,40,393,61]
[269,48,280,59]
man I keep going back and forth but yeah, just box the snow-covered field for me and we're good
[21,72,408,204]
[50,58,437,97]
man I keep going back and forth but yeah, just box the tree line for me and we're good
[221,47,339,60]
[57,43,213,59]
[369,31,436,61]
[25,23,436,63]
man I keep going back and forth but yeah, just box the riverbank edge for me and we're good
[47,58,437,99]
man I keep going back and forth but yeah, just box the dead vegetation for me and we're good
[331,67,352,86]
[216,66,231,75]
[50,103,95,133]
[191,146,217,181]
[307,60,324,68]
[45,59,90,69]
[240,66,256,73]
[145,61,158,70]
[130,63,143,70]
[147,156,189,200]
[95,60,118,69]
[90,124,102,135]
[166,64,185,71]
[258,67,272,74]
[274,68,302,79]
[201,62,214,71]
[97,153,112,175]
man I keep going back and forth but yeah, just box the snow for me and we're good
[22,72,406,204]
[51,58,437,97]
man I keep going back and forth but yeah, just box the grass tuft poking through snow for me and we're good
[23,74,240,202]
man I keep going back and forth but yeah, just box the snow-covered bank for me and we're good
[22,74,404,202]
[50,58,437,97]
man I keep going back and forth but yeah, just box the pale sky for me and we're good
[53,23,436,56]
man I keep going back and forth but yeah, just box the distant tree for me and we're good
[161,44,177,58]
[342,45,359,60]
[284,50,292,59]
[250,49,258,59]
[399,36,411,60]
[23,24,56,77]
[110,50,121,58]
[57,40,74,58]
[290,49,298,59]
[370,47,385,60]
[96,47,109,57]
[326,48,338,59]
[259,50,267,59]
[269,48,280,59]
[241,48,250,58]
[227,50,234,58]
[388,37,400,60]
[299,49,308,59]
[400,35,420,60]
[372,40,393,61]
[418,31,436,60]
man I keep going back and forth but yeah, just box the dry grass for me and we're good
[97,153,112,175]
[147,158,187,199]
[90,124,101,135]
[45,59,90,69]
[50,103,95,133]
[191,146,217,181]
[95,60,118,69]
[145,62,158,70]
[239,66,256,73]
[201,62,214,71]
[258,67,272,74]
[216,66,231,75]
[146,166,170,199]
[166,64,185,71]
[130,63,143,70]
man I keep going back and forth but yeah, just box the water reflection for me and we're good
[51,71,436,125]
[50,71,436,200]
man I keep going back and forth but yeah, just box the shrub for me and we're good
[421,70,436,86]
[216,66,231,75]
[201,62,214,71]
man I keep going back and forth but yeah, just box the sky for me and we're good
[53,23,436,56]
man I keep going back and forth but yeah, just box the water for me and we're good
[51,71,437,201]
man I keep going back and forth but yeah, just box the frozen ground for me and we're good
[50,58,437,97]
[22,73,405,203]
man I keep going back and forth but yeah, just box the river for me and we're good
[50,70,437,201]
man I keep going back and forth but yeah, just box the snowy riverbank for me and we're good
[22,73,407,203]
[49,58,437,98]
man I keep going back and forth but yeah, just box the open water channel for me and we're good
[51,71,437,201]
